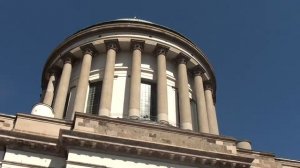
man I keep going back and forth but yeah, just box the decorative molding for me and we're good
[60,129,253,168]
[191,65,206,77]
[80,43,98,56]
[104,39,120,52]
[131,39,145,51]
[46,67,60,81]
[154,44,169,56]
[176,53,190,64]
[0,130,58,153]
[204,80,214,91]
[61,52,74,64]
[2,160,48,168]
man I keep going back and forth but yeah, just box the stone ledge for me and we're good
[276,158,300,167]
[0,129,62,156]
[13,113,72,138]
[2,160,48,168]
[0,113,16,119]
[66,160,107,168]
[0,115,15,130]
[16,113,73,125]
[237,148,275,157]
[61,130,253,168]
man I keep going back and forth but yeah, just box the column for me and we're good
[155,45,169,123]
[204,81,219,135]
[43,71,56,106]
[192,66,209,133]
[128,40,144,119]
[53,56,72,119]
[99,40,119,116]
[177,54,192,130]
[73,44,97,113]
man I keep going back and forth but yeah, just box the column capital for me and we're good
[104,39,120,52]
[154,44,169,56]
[48,67,60,77]
[80,43,98,56]
[61,52,74,64]
[131,39,145,51]
[192,65,206,77]
[204,80,213,91]
[176,53,190,64]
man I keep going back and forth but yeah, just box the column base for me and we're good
[157,113,168,123]
[180,122,193,130]
[99,108,110,117]
[128,108,140,119]
[158,120,169,125]
[129,115,139,120]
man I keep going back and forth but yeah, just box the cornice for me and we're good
[0,113,16,119]
[0,129,60,154]
[16,113,73,125]
[275,158,300,167]
[61,129,253,168]
[237,148,275,157]
[2,161,50,168]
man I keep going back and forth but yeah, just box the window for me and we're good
[176,91,180,127]
[64,86,76,120]
[86,81,102,115]
[140,82,157,121]
[63,92,71,118]
[190,99,199,131]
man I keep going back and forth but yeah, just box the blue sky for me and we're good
[0,0,299,160]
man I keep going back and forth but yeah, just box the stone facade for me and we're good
[0,113,298,167]
[0,19,299,168]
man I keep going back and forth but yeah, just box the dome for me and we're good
[40,19,218,134]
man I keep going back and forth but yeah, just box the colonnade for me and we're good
[42,40,219,135]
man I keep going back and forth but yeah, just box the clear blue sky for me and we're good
[0,0,299,160]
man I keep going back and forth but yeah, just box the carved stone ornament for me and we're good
[80,43,97,56]
[192,65,206,77]
[47,68,59,80]
[176,53,190,64]
[61,52,74,64]
[204,80,213,91]
[131,40,144,51]
[154,44,169,56]
[104,40,120,52]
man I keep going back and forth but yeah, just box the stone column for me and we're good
[53,56,72,119]
[155,45,169,123]
[73,44,97,113]
[204,81,219,135]
[99,40,119,116]
[128,40,144,119]
[177,54,192,130]
[192,66,209,133]
[43,71,56,106]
